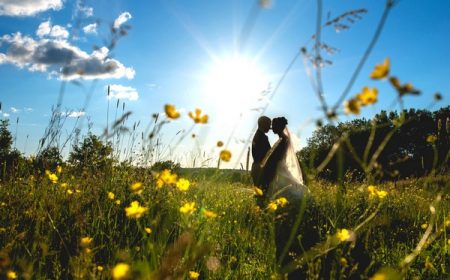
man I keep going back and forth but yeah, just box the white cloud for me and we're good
[36,20,69,39]
[108,84,139,101]
[66,111,85,118]
[10,107,19,113]
[113,12,132,29]
[2,112,9,118]
[0,0,63,16]
[83,23,97,34]
[76,2,93,17]
[0,32,135,80]
[24,107,33,112]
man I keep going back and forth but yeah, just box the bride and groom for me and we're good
[251,116,308,205]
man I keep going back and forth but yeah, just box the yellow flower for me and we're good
[445,220,450,227]
[97,265,104,272]
[164,104,181,119]
[252,186,263,196]
[426,135,437,143]
[80,236,93,247]
[145,227,152,234]
[370,272,387,280]
[336,229,351,242]
[389,76,420,96]
[276,197,288,207]
[189,271,200,280]
[356,87,378,106]
[339,257,348,266]
[180,202,196,214]
[112,263,130,280]
[67,189,74,195]
[60,183,68,188]
[216,141,224,147]
[45,170,58,183]
[367,185,376,195]
[130,182,144,194]
[447,239,450,245]
[188,108,208,124]
[219,149,232,162]
[376,190,388,199]
[6,271,17,280]
[156,169,178,188]
[203,209,218,218]
[115,199,121,205]
[370,58,390,79]
[108,192,115,200]
[344,98,361,115]
[176,178,190,192]
[125,201,148,219]
[267,202,278,212]
[56,165,62,174]
[421,223,428,230]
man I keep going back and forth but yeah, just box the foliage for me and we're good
[34,146,63,172]
[0,119,22,180]
[151,160,181,173]
[298,106,450,181]
[68,134,114,173]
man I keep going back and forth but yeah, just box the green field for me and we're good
[1,165,449,279]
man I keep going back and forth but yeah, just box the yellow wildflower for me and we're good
[67,189,74,195]
[97,266,104,272]
[421,223,428,230]
[370,272,387,280]
[60,183,68,188]
[130,182,144,194]
[108,192,115,200]
[125,201,148,219]
[376,190,388,199]
[176,178,190,192]
[189,108,208,124]
[344,98,361,115]
[80,236,93,247]
[370,58,390,79]
[445,220,450,227]
[56,165,62,174]
[389,76,420,96]
[203,209,218,218]
[112,263,130,280]
[156,169,177,188]
[447,239,450,245]
[180,202,196,214]
[267,202,278,212]
[6,271,17,280]
[115,199,121,205]
[45,170,58,183]
[339,257,348,266]
[252,186,263,196]
[217,141,224,147]
[189,271,200,280]
[426,135,437,143]
[145,227,152,234]
[356,87,378,106]
[276,197,288,207]
[219,149,232,162]
[164,104,180,119]
[336,229,351,242]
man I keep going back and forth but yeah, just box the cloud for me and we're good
[10,107,19,113]
[66,111,85,118]
[75,1,93,17]
[83,23,97,34]
[24,107,33,112]
[108,84,139,101]
[2,113,9,118]
[113,12,132,29]
[0,0,63,16]
[36,20,69,39]
[0,32,135,80]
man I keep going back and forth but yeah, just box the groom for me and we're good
[251,116,271,191]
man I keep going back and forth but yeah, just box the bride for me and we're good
[260,117,309,204]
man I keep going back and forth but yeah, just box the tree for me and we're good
[68,134,114,172]
[35,146,63,171]
[0,119,21,179]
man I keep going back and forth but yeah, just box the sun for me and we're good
[202,55,269,121]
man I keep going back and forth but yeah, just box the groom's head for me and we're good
[257,116,271,133]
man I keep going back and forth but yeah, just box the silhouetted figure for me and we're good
[251,116,271,191]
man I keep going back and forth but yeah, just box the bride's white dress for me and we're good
[262,128,309,203]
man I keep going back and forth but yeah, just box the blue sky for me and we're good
[0,0,449,168]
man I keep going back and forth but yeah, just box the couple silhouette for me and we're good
[251,116,308,204]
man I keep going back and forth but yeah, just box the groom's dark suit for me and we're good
[251,129,271,189]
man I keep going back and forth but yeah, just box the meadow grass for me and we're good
[1,164,448,279]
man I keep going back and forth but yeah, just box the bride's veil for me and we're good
[269,128,308,201]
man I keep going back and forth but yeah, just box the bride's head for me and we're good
[272,117,288,135]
